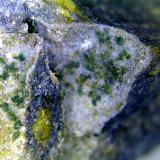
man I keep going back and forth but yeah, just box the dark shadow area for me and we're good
[23,18,48,39]
[24,18,39,34]
[74,0,160,47]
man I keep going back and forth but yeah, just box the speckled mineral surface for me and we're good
[0,31,43,159]
[0,30,62,160]
[45,23,152,160]
[46,23,152,137]
[0,0,160,160]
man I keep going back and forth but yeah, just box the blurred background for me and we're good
[74,0,160,47]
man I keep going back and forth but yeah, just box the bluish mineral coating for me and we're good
[26,53,62,159]
[0,0,27,31]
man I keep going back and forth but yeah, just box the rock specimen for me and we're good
[46,23,152,137]
[0,0,159,160]
[0,31,62,160]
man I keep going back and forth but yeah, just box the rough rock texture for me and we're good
[0,30,62,160]
[0,0,85,32]
[0,31,43,159]
[0,0,160,160]
[26,52,62,160]
[0,0,26,31]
